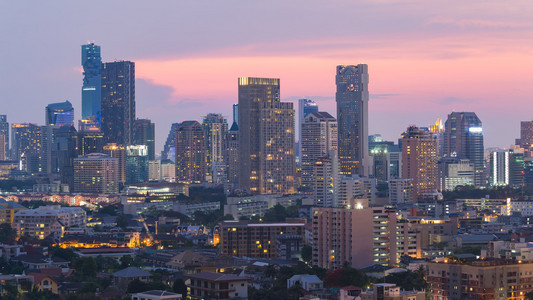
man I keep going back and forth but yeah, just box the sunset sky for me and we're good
[1,0,532,152]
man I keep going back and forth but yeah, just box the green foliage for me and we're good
[301,245,312,263]
[324,267,370,288]
[0,179,36,192]
[50,246,78,261]
[172,278,187,296]
[262,204,300,222]
[0,223,16,243]
[95,255,120,273]
[98,205,118,216]
[0,260,25,274]
[383,270,427,291]
[126,278,168,293]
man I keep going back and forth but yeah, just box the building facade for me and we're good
[81,43,102,122]
[101,61,135,146]
[238,77,296,194]
[202,113,228,184]
[133,119,155,160]
[401,126,438,201]
[336,64,370,177]
[175,121,206,184]
[73,153,119,194]
[443,112,485,187]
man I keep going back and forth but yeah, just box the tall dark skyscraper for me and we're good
[238,77,296,195]
[11,123,41,174]
[0,115,9,159]
[444,112,484,187]
[133,119,155,160]
[336,64,369,177]
[101,61,135,146]
[81,43,102,122]
[46,100,74,126]
[175,121,206,184]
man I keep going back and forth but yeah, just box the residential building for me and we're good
[443,112,485,186]
[338,175,375,207]
[225,121,239,186]
[11,123,41,174]
[490,150,524,186]
[359,283,425,300]
[45,100,74,126]
[520,121,533,151]
[336,64,370,176]
[312,203,420,269]
[13,205,86,239]
[77,128,104,156]
[202,113,228,184]
[112,267,152,288]
[103,143,126,184]
[287,274,323,291]
[219,220,305,258]
[132,290,182,300]
[238,77,296,194]
[186,272,250,300]
[161,123,179,162]
[300,111,338,192]
[297,98,319,162]
[0,198,26,226]
[101,60,135,145]
[73,153,119,194]
[427,259,533,300]
[175,121,206,184]
[389,178,413,204]
[81,43,102,122]
[313,155,339,207]
[401,126,438,201]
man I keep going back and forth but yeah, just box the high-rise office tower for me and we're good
[101,61,135,146]
[368,134,400,182]
[438,156,475,191]
[300,112,337,192]
[133,119,155,160]
[443,112,484,187]
[54,125,78,189]
[46,100,74,126]
[0,115,9,159]
[489,150,524,187]
[520,121,533,153]
[81,43,102,122]
[11,123,41,174]
[238,77,296,195]
[77,129,104,156]
[74,153,119,194]
[225,121,239,186]
[401,126,438,201]
[297,99,319,162]
[125,145,149,184]
[161,123,179,162]
[429,118,445,157]
[40,125,61,174]
[336,65,369,177]
[202,113,228,183]
[175,121,206,184]
[103,143,126,185]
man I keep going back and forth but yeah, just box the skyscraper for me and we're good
[297,99,319,162]
[520,121,533,151]
[175,121,206,184]
[336,65,369,177]
[0,134,5,161]
[125,145,149,184]
[74,153,119,194]
[81,43,102,122]
[238,77,296,195]
[133,119,155,160]
[46,100,74,126]
[0,115,9,160]
[77,129,104,156]
[401,126,438,201]
[11,123,41,174]
[443,112,485,187]
[300,112,337,192]
[101,61,135,146]
[202,113,228,183]
[103,143,126,185]
[232,104,239,125]
[225,121,239,186]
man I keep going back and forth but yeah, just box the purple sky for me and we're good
[1,1,533,153]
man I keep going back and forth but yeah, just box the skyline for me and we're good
[2,1,533,153]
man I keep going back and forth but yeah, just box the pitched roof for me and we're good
[137,290,181,296]
[112,267,152,278]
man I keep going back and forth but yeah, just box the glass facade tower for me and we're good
[81,43,102,122]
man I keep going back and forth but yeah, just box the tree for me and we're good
[120,255,133,268]
[50,246,78,261]
[0,223,16,243]
[115,215,128,230]
[301,245,312,263]
[173,278,187,297]
[81,257,98,277]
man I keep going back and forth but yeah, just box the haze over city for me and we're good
[2,0,532,152]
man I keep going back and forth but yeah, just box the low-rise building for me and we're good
[427,259,533,299]
[287,274,323,291]
[112,267,152,288]
[186,272,250,300]
[0,198,26,225]
[360,283,425,300]
[132,290,182,300]
[13,205,86,239]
